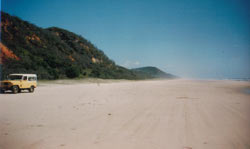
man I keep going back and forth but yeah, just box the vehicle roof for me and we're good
[9,74,37,77]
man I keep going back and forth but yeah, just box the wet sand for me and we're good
[0,79,250,149]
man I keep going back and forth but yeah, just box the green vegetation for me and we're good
[0,12,175,80]
[132,66,177,79]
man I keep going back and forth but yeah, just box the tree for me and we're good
[65,65,80,78]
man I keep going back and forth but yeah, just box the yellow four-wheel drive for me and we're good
[0,74,37,94]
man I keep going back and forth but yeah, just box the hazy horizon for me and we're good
[1,0,250,79]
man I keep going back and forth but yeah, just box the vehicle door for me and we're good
[21,76,29,88]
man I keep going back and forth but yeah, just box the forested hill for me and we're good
[0,12,175,80]
[132,67,177,79]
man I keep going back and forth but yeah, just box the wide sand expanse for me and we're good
[0,79,250,149]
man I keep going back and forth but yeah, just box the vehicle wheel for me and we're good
[12,86,19,94]
[29,86,35,93]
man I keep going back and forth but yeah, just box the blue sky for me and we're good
[1,0,250,79]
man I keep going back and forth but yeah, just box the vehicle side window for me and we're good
[28,77,37,81]
[23,76,27,81]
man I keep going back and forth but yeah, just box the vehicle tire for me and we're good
[29,86,35,93]
[12,86,19,94]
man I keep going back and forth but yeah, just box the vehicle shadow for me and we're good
[0,90,32,94]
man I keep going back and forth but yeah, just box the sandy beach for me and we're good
[0,79,250,149]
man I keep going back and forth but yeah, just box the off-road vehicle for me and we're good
[0,74,37,94]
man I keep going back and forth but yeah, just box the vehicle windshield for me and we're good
[8,75,23,80]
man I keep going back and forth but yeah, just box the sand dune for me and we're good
[0,79,250,149]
